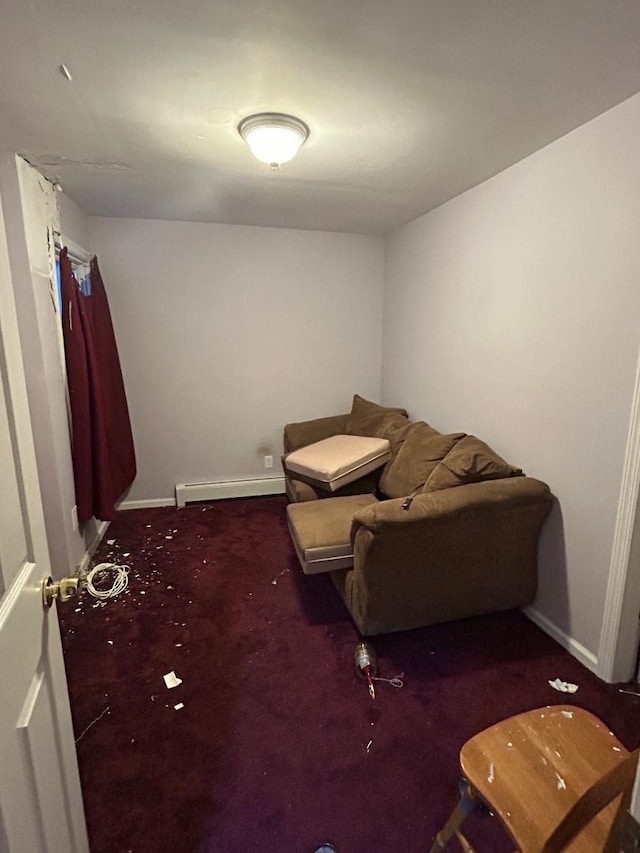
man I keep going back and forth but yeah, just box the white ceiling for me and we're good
[2,0,640,236]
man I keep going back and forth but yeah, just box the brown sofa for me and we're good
[284,396,553,636]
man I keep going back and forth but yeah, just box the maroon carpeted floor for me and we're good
[59,496,640,853]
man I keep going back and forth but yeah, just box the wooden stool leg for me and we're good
[429,779,477,852]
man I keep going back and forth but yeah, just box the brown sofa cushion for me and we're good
[286,476,322,503]
[283,413,350,454]
[287,493,379,574]
[345,394,408,437]
[376,411,414,453]
[423,435,522,492]
[379,422,465,498]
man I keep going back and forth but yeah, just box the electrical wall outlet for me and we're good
[264,455,274,469]
[71,504,79,532]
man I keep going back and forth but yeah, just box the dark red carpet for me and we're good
[59,496,640,853]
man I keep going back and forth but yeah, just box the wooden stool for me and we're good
[430,705,639,853]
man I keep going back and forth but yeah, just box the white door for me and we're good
[0,189,89,850]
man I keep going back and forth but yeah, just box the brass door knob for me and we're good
[42,576,80,609]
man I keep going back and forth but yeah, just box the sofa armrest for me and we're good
[351,477,551,534]
[283,413,349,453]
[338,477,553,635]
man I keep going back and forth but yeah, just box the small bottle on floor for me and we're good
[354,642,377,699]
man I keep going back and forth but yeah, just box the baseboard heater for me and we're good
[175,477,286,508]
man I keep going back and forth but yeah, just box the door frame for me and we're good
[0,154,89,853]
[599,342,640,685]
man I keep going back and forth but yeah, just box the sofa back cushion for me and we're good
[376,411,414,454]
[423,435,522,493]
[283,413,349,454]
[345,394,408,437]
[379,421,465,498]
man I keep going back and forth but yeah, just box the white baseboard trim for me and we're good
[118,497,176,511]
[175,476,286,508]
[77,520,110,575]
[524,605,599,676]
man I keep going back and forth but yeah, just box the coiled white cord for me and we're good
[85,563,129,599]
[372,673,405,689]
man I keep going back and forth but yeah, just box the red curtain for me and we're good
[59,248,136,521]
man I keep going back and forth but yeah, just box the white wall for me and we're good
[382,92,640,665]
[58,192,91,250]
[88,218,384,503]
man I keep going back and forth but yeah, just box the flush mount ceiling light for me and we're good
[238,113,309,169]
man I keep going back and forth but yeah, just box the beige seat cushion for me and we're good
[287,493,379,574]
[284,434,391,492]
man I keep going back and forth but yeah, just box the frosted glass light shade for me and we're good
[238,113,309,167]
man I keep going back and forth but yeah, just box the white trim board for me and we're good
[598,343,640,684]
[118,497,176,511]
[175,477,286,508]
[76,519,110,575]
[632,775,640,823]
[524,605,599,675]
